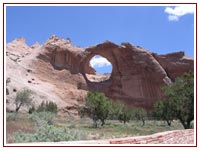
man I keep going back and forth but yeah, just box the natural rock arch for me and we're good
[80,42,118,93]
[38,36,193,110]
[79,41,172,110]
[83,53,115,81]
[84,55,112,82]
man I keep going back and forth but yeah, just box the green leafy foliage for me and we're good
[80,92,148,127]
[79,92,113,127]
[109,102,122,120]
[15,88,33,112]
[14,125,87,143]
[133,107,147,126]
[153,100,175,126]
[117,105,147,125]
[118,108,133,124]
[30,111,56,127]
[37,101,57,114]
[153,72,194,129]
[14,109,87,143]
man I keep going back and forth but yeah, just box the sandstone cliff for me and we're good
[6,35,194,114]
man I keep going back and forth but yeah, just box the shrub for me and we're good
[28,106,35,114]
[153,100,175,126]
[36,101,45,112]
[109,102,122,120]
[118,105,133,124]
[45,101,57,113]
[30,111,56,127]
[133,107,147,126]
[153,72,194,129]
[15,88,33,112]
[6,112,17,121]
[111,103,147,125]
[79,92,113,127]
[37,101,57,114]
[14,125,87,143]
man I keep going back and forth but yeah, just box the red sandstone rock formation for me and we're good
[37,36,193,110]
[6,35,194,113]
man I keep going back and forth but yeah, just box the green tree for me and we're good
[117,104,133,124]
[134,107,147,126]
[153,100,176,126]
[109,102,122,120]
[15,88,33,112]
[154,72,194,129]
[79,92,112,127]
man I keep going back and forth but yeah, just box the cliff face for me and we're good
[152,51,194,81]
[6,35,194,114]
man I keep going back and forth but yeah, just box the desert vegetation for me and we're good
[15,88,33,113]
[79,92,147,127]
[6,72,194,143]
[7,112,185,143]
[153,72,194,129]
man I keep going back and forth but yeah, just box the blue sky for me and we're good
[6,5,195,74]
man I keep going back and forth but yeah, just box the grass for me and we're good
[6,113,36,143]
[6,112,184,143]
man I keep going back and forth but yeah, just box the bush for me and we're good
[28,106,35,114]
[118,107,133,124]
[109,102,122,120]
[37,101,57,114]
[79,92,113,127]
[15,88,33,112]
[133,107,147,126]
[14,125,87,143]
[6,112,17,121]
[30,111,56,127]
[116,104,137,124]
[153,72,194,129]
[153,100,175,126]
[80,92,148,126]
[111,103,147,125]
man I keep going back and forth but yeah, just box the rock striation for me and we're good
[6,35,194,113]
[38,36,193,110]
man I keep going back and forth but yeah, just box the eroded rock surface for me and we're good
[6,35,194,114]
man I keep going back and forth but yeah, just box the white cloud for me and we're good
[90,56,111,68]
[164,5,195,21]
[168,15,179,21]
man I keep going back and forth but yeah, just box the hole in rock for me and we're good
[86,55,112,82]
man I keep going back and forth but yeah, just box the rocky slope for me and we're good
[6,35,194,115]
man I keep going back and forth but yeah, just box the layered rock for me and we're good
[152,51,194,81]
[37,37,193,110]
[6,35,194,114]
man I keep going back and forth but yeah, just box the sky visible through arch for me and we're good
[6,5,195,74]
[90,55,112,74]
